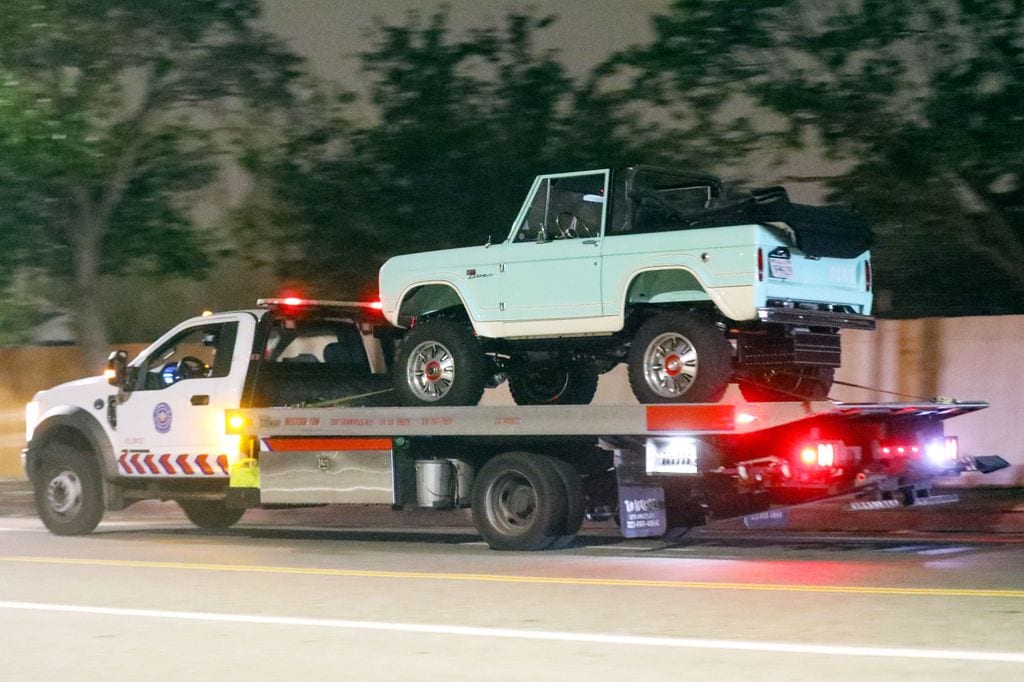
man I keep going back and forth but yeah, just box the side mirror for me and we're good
[106,350,129,388]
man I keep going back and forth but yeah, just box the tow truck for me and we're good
[24,298,1007,550]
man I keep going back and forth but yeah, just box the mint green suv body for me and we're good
[380,166,874,406]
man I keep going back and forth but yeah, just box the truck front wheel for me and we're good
[178,499,246,530]
[395,319,487,406]
[472,452,568,551]
[33,443,105,536]
[627,313,732,403]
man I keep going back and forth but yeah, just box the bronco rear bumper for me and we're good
[756,306,876,331]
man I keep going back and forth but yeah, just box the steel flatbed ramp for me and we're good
[238,401,989,438]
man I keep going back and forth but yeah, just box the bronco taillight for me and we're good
[757,248,764,282]
[864,260,872,292]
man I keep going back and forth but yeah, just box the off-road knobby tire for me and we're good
[394,319,487,407]
[33,443,105,536]
[508,365,599,406]
[543,456,586,549]
[627,312,732,403]
[738,367,835,402]
[178,499,246,530]
[472,452,568,551]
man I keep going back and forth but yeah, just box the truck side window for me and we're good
[137,322,238,390]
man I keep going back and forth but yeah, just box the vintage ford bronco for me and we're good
[379,166,874,406]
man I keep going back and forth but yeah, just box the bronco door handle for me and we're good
[582,239,600,246]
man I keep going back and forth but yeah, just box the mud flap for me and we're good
[227,457,261,509]
[614,449,667,538]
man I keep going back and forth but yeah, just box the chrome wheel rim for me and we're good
[46,469,83,518]
[406,340,456,401]
[485,471,537,536]
[643,331,698,398]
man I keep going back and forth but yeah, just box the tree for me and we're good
[243,10,657,296]
[0,0,301,368]
[622,0,1024,316]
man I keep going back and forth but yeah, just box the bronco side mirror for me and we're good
[106,350,129,388]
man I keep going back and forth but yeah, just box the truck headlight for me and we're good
[25,401,39,443]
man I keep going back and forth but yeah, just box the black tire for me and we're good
[394,319,487,406]
[472,452,568,551]
[738,367,835,402]
[544,456,585,549]
[33,443,105,536]
[178,499,246,530]
[508,365,599,406]
[627,312,732,403]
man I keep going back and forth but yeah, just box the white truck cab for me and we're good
[23,299,393,535]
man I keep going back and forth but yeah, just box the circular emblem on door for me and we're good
[153,402,173,433]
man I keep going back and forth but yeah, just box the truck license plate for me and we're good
[646,438,699,474]
[769,257,792,279]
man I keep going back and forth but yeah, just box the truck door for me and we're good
[500,171,607,322]
[113,312,256,479]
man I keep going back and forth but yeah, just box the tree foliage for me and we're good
[244,10,663,297]
[0,0,301,367]
[625,0,1024,316]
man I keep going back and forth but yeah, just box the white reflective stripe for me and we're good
[0,601,1022,663]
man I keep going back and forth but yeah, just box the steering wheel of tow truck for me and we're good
[555,211,595,239]
[176,356,208,380]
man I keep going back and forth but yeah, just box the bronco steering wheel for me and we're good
[176,356,208,380]
[555,212,594,239]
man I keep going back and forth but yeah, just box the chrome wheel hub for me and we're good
[407,341,455,401]
[46,469,83,518]
[643,331,698,398]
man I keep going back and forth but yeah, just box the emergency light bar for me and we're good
[257,297,384,311]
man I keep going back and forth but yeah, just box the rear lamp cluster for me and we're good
[879,436,959,467]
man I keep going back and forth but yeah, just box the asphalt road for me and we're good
[1,499,1024,681]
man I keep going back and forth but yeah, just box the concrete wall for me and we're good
[3,315,1021,483]
[0,345,146,478]
[837,316,1023,486]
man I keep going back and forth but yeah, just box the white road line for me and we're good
[918,546,971,556]
[0,527,44,533]
[0,600,1021,663]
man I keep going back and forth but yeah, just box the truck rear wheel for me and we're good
[544,456,585,549]
[472,452,567,551]
[508,365,599,405]
[33,443,105,536]
[627,313,732,403]
[178,499,246,529]
[395,319,487,406]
